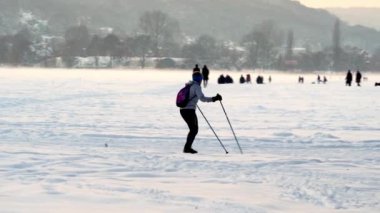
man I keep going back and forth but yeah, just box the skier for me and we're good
[202,65,210,88]
[356,70,362,87]
[180,72,222,154]
[346,70,353,86]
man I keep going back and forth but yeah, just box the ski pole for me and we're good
[219,101,243,154]
[197,105,229,154]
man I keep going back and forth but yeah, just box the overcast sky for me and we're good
[298,0,380,8]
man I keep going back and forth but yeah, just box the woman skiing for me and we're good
[180,72,222,154]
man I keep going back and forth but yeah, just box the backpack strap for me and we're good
[188,84,197,101]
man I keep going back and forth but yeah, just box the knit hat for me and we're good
[192,72,203,83]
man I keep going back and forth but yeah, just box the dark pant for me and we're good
[180,109,198,149]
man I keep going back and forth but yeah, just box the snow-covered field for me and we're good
[0,68,379,213]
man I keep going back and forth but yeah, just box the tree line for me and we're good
[1,10,380,71]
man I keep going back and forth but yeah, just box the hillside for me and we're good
[326,7,380,30]
[1,0,380,51]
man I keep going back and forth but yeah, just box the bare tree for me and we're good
[182,34,218,65]
[10,29,32,66]
[0,35,12,64]
[332,18,342,70]
[62,25,90,67]
[126,35,152,68]
[87,35,102,68]
[139,10,180,57]
[286,29,294,60]
[64,25,90,57]
[242,20,283,69]
[103,34,121,68]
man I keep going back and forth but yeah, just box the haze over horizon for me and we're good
[298,0,380,8]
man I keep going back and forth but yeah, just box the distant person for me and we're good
[202,65,210,88]
[346,70,353,86]
[298,76,304,84]
[193,64,200,73]
[218,74,226,84]
[256,75,264,84]
[317,75,321,84]
[180,72,222,154]
[356,70,362,87]
[269,76,272,83]
[225,75,234,84]
[239,75,246,84]
[323,76,328,84]
[246,74,251,83]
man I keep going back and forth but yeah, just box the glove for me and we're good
[212,94,222,102]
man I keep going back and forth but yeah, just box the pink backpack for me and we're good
[176,84,195,107]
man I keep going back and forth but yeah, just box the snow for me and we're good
[0,68,379,213]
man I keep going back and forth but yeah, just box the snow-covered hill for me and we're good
[1,0,380,50]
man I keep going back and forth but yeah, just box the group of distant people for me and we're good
[255,75,266,84]
[345,70,362,87]
[240,74,251,84]
[218,74,234,84]
[300,75,328,84]
[194,64,277,86]
[193,64,210,87]
[297,71,367,86]
[218,74,270,85]
[192,64,375,88]
[317,75,328,84]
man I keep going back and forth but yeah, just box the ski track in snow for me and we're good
[0,68,379,212]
